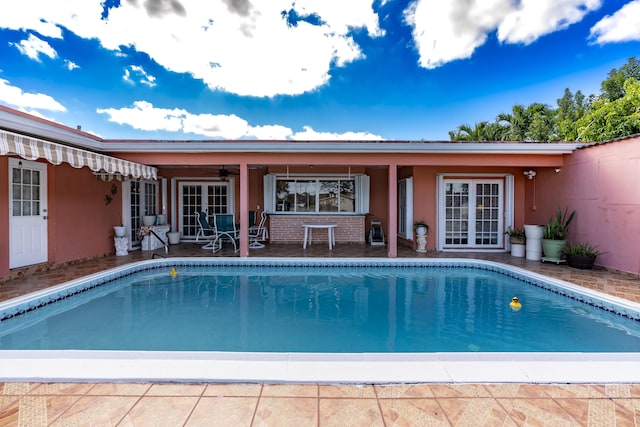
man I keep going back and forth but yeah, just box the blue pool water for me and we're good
[1,259,640,353]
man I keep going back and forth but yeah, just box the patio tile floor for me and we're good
[1,242,640,425]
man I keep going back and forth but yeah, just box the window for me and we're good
[275,178,355,213]
[398,178,413,239]
[265,174,369,214]
[11,167,41,217]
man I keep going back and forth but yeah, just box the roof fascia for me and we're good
[101,141,585,155]
[0,106,104,150]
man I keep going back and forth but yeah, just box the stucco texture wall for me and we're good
[525,136,640,275]
[48,164,122,264]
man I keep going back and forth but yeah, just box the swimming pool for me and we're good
[2,258,640,383]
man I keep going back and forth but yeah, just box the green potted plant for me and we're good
[542,207,576,261]
[563,242,604,270]
[505,226,526,257]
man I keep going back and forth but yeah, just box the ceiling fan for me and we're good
[217,166,239,181]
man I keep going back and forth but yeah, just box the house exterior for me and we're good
[1,104,639,280]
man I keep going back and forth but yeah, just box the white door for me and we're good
[440,179,503,249]
[9,158,48,268]
[124,180,158,248]
[179,182,231,239]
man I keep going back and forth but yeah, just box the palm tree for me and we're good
[448,121,507,141]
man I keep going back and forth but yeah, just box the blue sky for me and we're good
[0,0,639,141]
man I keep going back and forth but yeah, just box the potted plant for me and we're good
[505,226,526,257]
[564,242,604,270]
[542,207,576,261]
[413,221,429,253]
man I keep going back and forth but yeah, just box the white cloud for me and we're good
[64,59,80,70]
[0,0,383,97]
[589,0,640,44]
[0,78,66,111]
[10,33,58,61]
[97,101,185,132]
[248,124,293,140]
[183,112,249,139]
[123,65,157,87]
[405,0,602,69]
[97,101,382,140]
[291,125,384,140]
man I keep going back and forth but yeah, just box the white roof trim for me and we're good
[0,130,157,180]
[100,140,585,155]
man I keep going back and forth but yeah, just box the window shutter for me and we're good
[355,175,370,214]
[263,174,276,212]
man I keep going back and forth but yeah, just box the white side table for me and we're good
[141,225,170,250]
[302,223,338,250]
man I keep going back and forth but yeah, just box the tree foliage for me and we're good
[448,57,640,143]
[601,57,640,101]
[576,78,640,141]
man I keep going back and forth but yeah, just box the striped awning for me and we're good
[0,129,157,180]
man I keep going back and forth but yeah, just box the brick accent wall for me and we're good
[269,215,366,243]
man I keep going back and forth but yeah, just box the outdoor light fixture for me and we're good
[523,170,536,179]
[555,168,561,173]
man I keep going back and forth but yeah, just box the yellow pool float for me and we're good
[169,267,178,276]
[509,296,522,311]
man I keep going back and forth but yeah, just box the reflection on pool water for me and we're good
[2,258,640,353]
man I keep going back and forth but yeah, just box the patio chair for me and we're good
[213,213,239,253]
[249,211,269,248]
[195,211,220,251]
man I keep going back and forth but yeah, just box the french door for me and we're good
[126,180,157,247]
[179,182,232,239]
[441,179,503,249]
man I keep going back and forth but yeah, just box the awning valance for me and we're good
[0,130,157,180]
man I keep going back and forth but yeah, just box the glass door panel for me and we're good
[444,180,502,248]
[179,183,229,239]
[445,182,469,245]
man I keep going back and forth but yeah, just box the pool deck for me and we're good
[1,243,640,425]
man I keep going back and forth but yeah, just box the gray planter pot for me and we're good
[542,239,566,261]
[566,254,597,270]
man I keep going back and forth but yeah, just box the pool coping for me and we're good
[1,350,640,384]
[2,257,640,384]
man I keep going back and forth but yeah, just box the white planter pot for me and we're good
[524,224,544,261]
[113,226,126,237]
[142,215,156,226]
[524,224,544,240]
[511,243,525,257]
[167,232,181,245]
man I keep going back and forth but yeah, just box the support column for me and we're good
[387,163,398,258]
[239,162,249,257]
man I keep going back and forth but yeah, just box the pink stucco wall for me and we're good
[48,164,122,263]
[525,136,640,275]
[0,162,122,280]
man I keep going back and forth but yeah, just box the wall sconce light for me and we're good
[555,168,561,173]
[18,160,23,169]
[523,170,536,180]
